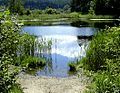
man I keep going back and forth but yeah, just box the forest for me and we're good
[0,0,120,16]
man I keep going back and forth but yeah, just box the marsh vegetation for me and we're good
[0,0,120,93]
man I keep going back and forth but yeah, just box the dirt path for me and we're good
[17,73,89,93]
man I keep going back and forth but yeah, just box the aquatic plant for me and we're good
[68,62,77,71]
[21,56,46,69]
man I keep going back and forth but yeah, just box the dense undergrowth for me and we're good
[83,27,120,93]
[0,11,47,93]
[0,10,21,93]
[8,84,23,93]
[21,56,46,68]
[69,27,120,92]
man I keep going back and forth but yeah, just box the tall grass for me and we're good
[80,27,120,92]
[21,56,46,68]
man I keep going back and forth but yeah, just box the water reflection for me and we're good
[25,35,90,77]
[22,19,120,77]
[23,25,96,77]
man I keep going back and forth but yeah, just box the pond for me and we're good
[22,20,119,78]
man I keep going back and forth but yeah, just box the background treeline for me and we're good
[71,0,120,15]
[0,0,70,10]
[0,0,120,16]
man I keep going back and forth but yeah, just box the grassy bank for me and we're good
[18,12,114,22]
[18,13,116,27]
[69,27,120,92]
[21,56,46,69]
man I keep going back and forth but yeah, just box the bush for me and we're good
[21,56,46,69]
[81,27,120,92]
[70,12,79,18]
[0,10,21,93]
[8,84,23,93]
[68,62,77,71]
[35,10,43,14]
[83,27,120,71]
[45,8,58,14]
[25,9,31,15]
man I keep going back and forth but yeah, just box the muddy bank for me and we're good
[17,73,90,93]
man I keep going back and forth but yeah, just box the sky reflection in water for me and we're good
[23,26,96,77]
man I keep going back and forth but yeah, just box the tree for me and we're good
[45,8,58,14]
[70,0,120,15]
[9,0,24,15]
[71,0,92,14]
[94,0,120,15]
[63,4,71,13]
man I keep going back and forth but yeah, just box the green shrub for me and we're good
[81,27,120,71]
[8,84,23,93]
[81,27,120,92]
[0,10,21,93]
[45,8,58,14]
[68,62,77,71]
[70,12,79,18]
[21,56,46,68]
[93,71,120,93]
[25,9,31,15]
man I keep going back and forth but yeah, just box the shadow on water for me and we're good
[24,18,120,28]
[71,20,120,29]
[23,19,120,78]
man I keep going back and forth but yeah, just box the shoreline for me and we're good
[17,73,90,93]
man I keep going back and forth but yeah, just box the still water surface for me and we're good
[23,25,97,77]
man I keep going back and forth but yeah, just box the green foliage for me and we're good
[71,0,120,15]
[80,27,120,92]
[33,9,43,15]
[63,4,71,13]
[19,33,35,56]
[88,8,95,15]
[21,56,46,68]
[9,0,24,15]
[88,1,95,15]
[69,12,79,18]
[71,0,91,13]
[0,10,21,93]
[0,0,70,9]
[12,33,36,66]
[25,9,31,15]
[45,8,58,14]
[8,84,23,93]
[68,62,77,71]
[14,33,47,69]
[82,27,120,71]
[0,10,46,93]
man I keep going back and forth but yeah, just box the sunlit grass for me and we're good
[18,13,114,21]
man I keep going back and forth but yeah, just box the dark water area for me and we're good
[22,20,120,78]
[71,20,120,29]
[24,18,120,29]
